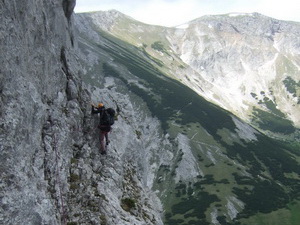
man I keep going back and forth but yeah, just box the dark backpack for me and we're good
[100,108,115,126]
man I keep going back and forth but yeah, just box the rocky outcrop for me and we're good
[1,0,84,224]
[0,0,163,224]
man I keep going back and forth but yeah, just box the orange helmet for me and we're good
[98,103,104,108]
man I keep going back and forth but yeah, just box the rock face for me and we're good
[0,1,163,224]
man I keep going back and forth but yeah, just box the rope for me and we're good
[52,131,67,225]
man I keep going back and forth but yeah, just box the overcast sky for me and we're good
[75,0,300,27]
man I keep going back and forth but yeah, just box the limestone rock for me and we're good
[0,1,163,224]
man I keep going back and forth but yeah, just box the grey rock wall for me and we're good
[0,0,163,224]
[0,0,83,224]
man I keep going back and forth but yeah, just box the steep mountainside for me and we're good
[75,12,300,225]
[1,1,162,225]
[81,10,300,139]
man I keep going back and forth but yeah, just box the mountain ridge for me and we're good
[78,10,300,137]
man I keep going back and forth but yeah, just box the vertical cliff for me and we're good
[1,0,83,223]
[0,1,163,224]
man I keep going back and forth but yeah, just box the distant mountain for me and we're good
[78,10,300,140]
[75,11,300,225]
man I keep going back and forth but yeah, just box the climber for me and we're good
[92,103,116,155]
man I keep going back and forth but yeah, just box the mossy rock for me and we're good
[121,198,136,211]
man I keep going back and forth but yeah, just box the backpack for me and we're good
[100,108,115,126]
